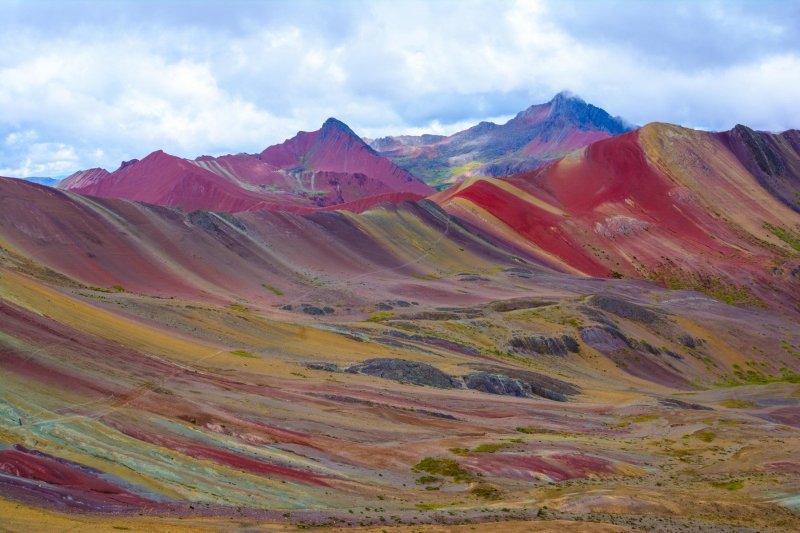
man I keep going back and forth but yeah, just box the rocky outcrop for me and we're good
[659,398,713,411]
[345,358,458,389]
[463,372,530,397]
[590,295,660,324]
[463,365,579,402]
[578,325,632,353]
[488,298,556,312]
[508,334,579,357]
[382,330,480,355]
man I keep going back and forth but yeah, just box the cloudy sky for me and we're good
[1,0,798,178]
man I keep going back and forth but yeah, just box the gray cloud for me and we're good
[0,0,797,177]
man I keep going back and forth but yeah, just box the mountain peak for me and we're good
[321,117,358,136]
[550,90,584,106]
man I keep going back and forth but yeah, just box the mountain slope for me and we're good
[435,123,800,313]
[369,92,633,188]
[59,119,432,212]
[2,175,800,530]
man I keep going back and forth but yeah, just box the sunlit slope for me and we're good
[435,123,800,313]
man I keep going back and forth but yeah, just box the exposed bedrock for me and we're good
[508,334,579,357]
[345,358,458,389]
[589,295,661,324]
[463,371,530,398]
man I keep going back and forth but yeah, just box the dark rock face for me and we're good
[468,364,579,402]
[463,372,530,398]
[659,398,713,411]
[678,334,704,349]
[508,335,579,356]
[281,303,334,315]
[590,295,660,324]
[488,298,556,312]
[302,362,340,372]
[346,358,457,389]
[578,325,632,353]
[382,330,480,355]
[732,124,786,177]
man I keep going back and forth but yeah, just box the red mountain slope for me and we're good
[259,118,432,196]
[435,123,800,311]
[59,119,432,212]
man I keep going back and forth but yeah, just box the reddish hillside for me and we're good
[436,123,800,311]
[61,150,274,212]
[59,119,433,212]
[259,118,433,196]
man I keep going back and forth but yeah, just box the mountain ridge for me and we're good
[368,92,634,188]
[58,118,432,212]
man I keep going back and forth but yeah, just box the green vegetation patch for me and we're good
[630,415,659,423]
[719,399,755,409]
[710,480,744,491]
[765,222,800,254]
[716,367,800,387]
[230,349,257,359]
[471,484,502,500]
[261,283,284,296]
[692,430,716,443]
[472,442,513,454]
[412,457,474,483]
[645,267,765,307]
[516,426,560,435]
[367,311,395,322]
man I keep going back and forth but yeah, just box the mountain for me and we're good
[19,176,64,187]
[2,169,800,529]
[58,118,433,212]
[368,92,634,188]
[434,122,800,314]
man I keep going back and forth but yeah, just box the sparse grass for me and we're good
[471,443,513,454]
[230,349,257,358]
[692,430,716,442]
[719,399,755,409]
[630,415,659,423]
[716,367,800,387]
[411,273,441,281]
[710,480,744,491]
[262,283,283,296]
[646,267,766,307]
[229,303,250,312]
[449,447,470,456]
[516,426,559,435]
[764,222,800,254]
[412,457,474,483]
[87,285,119,293]
[470,484,502,500]
[367,311,394,322]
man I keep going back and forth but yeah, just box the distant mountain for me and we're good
[20,176,64,187]
[368,92,633,188]
[59,118,432,212]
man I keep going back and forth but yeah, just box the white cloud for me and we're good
[0,0,798,177]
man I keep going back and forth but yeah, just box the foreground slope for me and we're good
[435,122,800,315]
[59,118,432,212]
[1,177,799,530]
[369,92,633,188]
